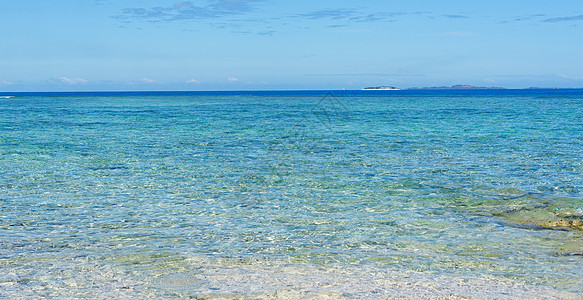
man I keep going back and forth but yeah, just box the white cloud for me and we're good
[139,77,156,84]
[186,78,200,83]
[557,74,583,81]
[59,77,88,85]
[0,80,14,87]
[227,76,239,82]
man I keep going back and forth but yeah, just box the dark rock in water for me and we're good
[538,220,583,231]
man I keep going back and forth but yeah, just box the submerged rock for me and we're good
[538,220,583,231]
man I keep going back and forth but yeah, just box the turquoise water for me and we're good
[1,90,582,298]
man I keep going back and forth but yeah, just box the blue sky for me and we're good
[1,0,583,91]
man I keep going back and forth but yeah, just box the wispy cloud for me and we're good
[115,0,263,22]
[213,0,260,12]
[139,78,156,84]
[59,77,88,85]
[442,31,478,37]
[186,78,200,83]
[227,76,239,82]
[0,80,14,87]
[94,0,113,5]
[295,9,419,23]
[543,15,583,22]
[304,73,426,77]
[443,14,468,19]
[298,9,358,20]
[511,14,546,22]
[557,73,583,81]
[257,30,276,35]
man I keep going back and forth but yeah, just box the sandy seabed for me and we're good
[154,262,580,299]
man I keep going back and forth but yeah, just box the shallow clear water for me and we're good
[1,90,582,298]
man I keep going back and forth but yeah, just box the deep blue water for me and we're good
[1,90,582,298]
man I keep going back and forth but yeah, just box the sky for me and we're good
[1,0,583,91]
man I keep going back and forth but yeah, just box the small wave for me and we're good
[0,96,15,99]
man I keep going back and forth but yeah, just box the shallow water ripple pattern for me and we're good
[1,91,582,298]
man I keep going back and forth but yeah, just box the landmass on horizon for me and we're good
[362,86,401,90]
[3,85,582,95]
[363,85,505,90]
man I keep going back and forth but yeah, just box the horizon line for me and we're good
[3,87,583,94]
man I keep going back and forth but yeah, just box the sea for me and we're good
[1,89,582,299]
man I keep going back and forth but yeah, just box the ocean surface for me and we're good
[1,90,582,299]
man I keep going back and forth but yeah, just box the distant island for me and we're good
[362,86,400,90]
[363,85,505,90]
